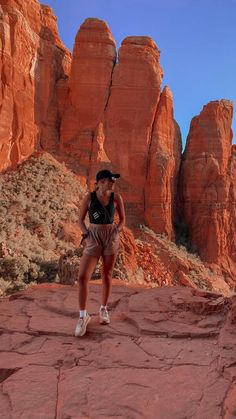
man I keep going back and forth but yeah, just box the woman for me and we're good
[75,169,125,337]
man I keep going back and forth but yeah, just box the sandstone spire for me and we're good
[145,86,182,238]
[179,100,235,277]
[103,36,163,227]
[60,18,116,176]
[0,0,70,170]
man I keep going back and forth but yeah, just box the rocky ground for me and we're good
[0,281,235,418]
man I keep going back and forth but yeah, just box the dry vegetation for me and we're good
[137,226,232,296]
[0,152,85,295]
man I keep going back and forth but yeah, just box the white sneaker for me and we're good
[75,314,91,337]
[99,307,110,324]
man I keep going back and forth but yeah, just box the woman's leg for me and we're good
[77,253,99,310]
[101,254,117,306]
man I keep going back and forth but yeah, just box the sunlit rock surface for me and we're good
[0,283,235,418]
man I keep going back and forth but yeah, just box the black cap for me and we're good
[96,170,120,182]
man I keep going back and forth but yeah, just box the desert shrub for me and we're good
[24,211,42,229]
[0,256,30,282]
[0,255,59,286]
[37,260,58,282]
[0,276,29,296]
[0,153,87,295]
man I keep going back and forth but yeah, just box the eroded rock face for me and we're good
[179,100,235,272]
[0,0,71,171]
[145,86,182,239]
[0,283,235,418]
[103,36,163,227]
[60,18,116,175]
[0,3,235,280]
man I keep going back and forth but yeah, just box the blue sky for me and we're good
[41,0,236,145]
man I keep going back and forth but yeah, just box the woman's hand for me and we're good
[116,225,122,233]
[80,230,89,245]
[114,194,125,232]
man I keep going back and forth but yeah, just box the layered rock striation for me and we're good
[102,36,163,226]
[145,86,182,238]
[0,0,71,171]
[58,22,181,234]
[0,2,235,278]
[179,100,235,277]
[60,18,116,175]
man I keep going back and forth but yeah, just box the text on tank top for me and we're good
[88,191,115,224]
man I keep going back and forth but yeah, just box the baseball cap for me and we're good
[96,169,120,182]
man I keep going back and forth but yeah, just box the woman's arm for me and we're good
[78,193,91,235]
[114,193,125,232]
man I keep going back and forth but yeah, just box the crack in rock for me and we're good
[0,368,20,384]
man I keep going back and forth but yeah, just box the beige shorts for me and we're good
[83,224,120,257]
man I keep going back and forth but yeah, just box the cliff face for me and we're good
[60,18,116,175]
[179,100,235,278]
[101,36,163,227]
[0,0,71,171]
[56,16,235,274]
[59,26,181,234]
[0,4,235,278]
[145,86,182,239]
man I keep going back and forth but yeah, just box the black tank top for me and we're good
[88,191,115,224]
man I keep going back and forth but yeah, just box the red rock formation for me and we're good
[0,283,235,417]
[179,100,235,278]
[229,145,236,265]
[0,2,235,282]
[138,226,233,295]
[145,86,182,239]
[60,18,116,175]
[102,36,163,227]
[0,0,71,171]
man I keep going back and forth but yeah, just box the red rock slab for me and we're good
[75,334,219,370]
[56,366,223,419]
[0,283,235,418]
[0,332,46,354]
[0,337,75,369]
[1,365,58,419]
[224,383,236,419]
[128,285,227,313]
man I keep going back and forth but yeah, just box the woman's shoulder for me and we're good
[113,192,123,202]
[82,192,92,204]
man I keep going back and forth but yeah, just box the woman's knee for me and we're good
[102,271,112,283]
[78,274,89,286]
